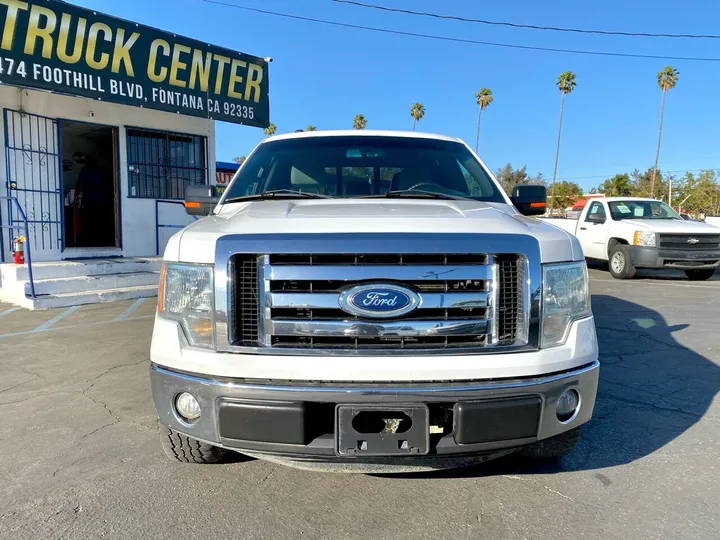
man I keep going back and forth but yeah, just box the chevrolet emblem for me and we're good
[687,238,700,245]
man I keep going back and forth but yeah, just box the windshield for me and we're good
[221,136,505,202]
[609,200,682,220]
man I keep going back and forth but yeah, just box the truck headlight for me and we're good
[633,231,656,247]
[158,264,215,349]
[541,262,591,348]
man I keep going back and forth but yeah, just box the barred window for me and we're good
[127,128,207,199]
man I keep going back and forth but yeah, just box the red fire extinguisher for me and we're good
[13,236,25,264]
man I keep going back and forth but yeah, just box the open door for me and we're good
[59,121,119,250]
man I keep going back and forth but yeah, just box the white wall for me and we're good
[0,86,215,261]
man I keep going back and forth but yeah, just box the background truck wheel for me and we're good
[519,427,582,459]
[608,244,636,279]
[159,426,230,464]
[684,269,716,281]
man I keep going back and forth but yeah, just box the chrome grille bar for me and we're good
[268,264,493,282]
[269,291,490,310]
[268,319,489,338]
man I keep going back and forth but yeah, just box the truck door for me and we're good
[576,201,608,260]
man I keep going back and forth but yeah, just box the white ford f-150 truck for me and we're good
[540,197,720,280]
[151,130,599,472]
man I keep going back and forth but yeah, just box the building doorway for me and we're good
[60,121,119,249]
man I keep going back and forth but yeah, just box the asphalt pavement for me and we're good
[1,268,718,540]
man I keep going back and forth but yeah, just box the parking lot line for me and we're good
[0,314,154,339]
[114,298,147,321]
[591,279,719,290]
[0,307,20,318]
[31,306,82,332]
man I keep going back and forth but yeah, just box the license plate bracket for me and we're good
[335,405,430,457]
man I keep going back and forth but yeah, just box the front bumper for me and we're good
[629,246,720,270]
[151,360,599,461]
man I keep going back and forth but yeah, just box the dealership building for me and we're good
[0,0,268,308]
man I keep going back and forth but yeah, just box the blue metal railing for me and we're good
[155,200,198,256]
[0,196,36,299]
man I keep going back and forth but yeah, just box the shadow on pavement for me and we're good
[391,293,720,479]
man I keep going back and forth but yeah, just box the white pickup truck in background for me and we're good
[540,197,720,280]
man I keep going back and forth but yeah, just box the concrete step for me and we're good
[7,285,159,310]
[1,257,162,282]
[26,271,160,296]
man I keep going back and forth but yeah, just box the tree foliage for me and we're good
[494,163,545,194]
[232,156,246,165]
[474,88,493,152]
[587,167,720,217]
[410,102,425,131]
[353,114,367,130]
[673,170,720,216]
[598,173,632,197]
[557,71,577,95]
[549,180,583,213]
[306,125,317,131]
[658,66,679,92]
[263,123,276,137]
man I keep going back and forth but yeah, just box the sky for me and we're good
[75,0,720,191]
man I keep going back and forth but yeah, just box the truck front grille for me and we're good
[659,234,720,251]
[497,256,525,345]
[229,255,260,347]
[229,253,528,352]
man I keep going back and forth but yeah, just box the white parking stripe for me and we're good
[0,307,20,318]
[114,298,147,321]
[31,306,82,332]
[591,279,720,290]
[0,314,154,339]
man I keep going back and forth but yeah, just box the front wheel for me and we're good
[684,269,716,281]
[608,244,636,279]
[159,426,230,464]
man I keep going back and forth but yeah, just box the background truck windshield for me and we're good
[609,200,682,220]
[222,136,505,201]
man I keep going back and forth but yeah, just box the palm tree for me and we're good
[549,71,577,213]
[410,102,425,131]
[353,114,367,130]
[473,88,493,152]
[232,156,246,165]
[263,123,276,137]
[650,66,679,198]
[306,125,317,131]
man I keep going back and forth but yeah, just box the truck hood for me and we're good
[623,219,720,233]
[169,199,581,264]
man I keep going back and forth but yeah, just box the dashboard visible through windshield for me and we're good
[221,136,505,202]
[609,200,682,220]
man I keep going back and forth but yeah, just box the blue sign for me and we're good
[339,284,420,319]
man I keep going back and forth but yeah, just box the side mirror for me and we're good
[586,213,606,224]
[184,185,220,216]
[510,184,547,216]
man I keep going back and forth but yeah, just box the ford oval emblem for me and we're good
[339,284,420,319]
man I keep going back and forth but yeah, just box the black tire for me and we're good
[519,427,582,459]
[684,269,716,281]
[159,426,229,464]
[608,244,636,279]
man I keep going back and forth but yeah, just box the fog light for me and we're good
[175,392,201,422]
[556,389,579,422]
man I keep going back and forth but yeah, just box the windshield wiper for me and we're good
[224,189,330,203]
[364,190,474,201]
